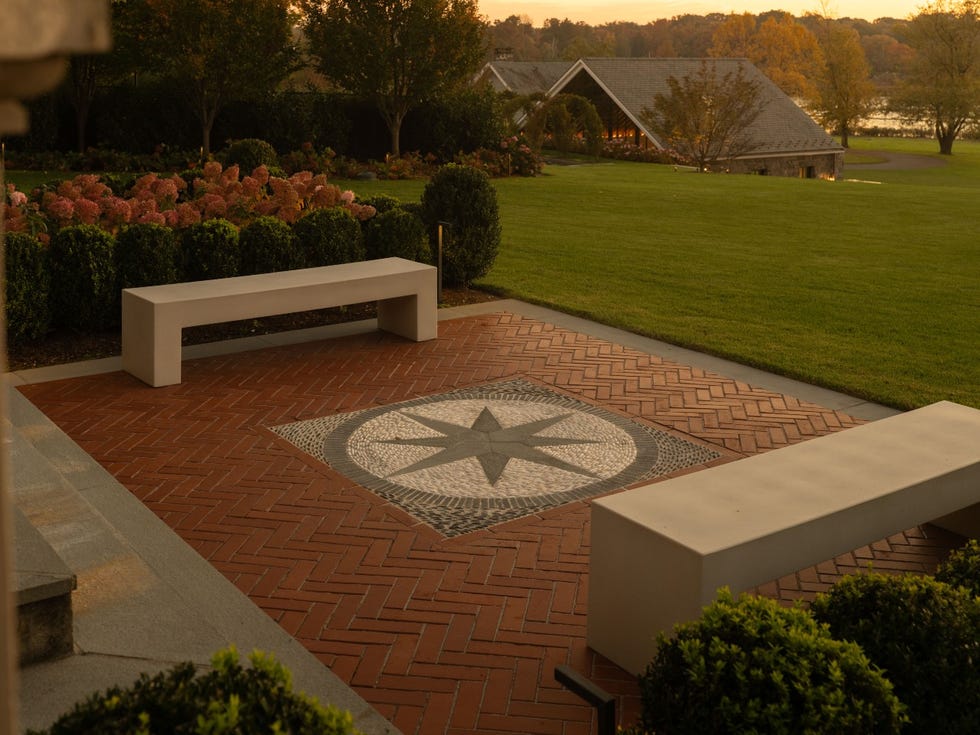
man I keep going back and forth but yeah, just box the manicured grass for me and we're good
[343,141,979,410]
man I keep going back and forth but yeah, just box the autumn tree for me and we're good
[892,0,980,154]
[127,0,300,156]
[303,0,486,157]
[640,61,767,171]
[807,18,876,147]
[711,12,823,99]
[486,15,539,60]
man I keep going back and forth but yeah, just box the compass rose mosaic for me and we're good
[272,379,720,537]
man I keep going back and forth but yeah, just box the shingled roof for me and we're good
[559,57,839,156]
[480,57,841,159]
[477,60,574,95]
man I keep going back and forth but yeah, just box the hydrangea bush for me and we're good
[2,163,375,243]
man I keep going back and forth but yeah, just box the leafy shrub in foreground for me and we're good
[48,224,118,331]
[293,207,365,268]
[116,223,179,288]
[364,208,431,263]
[4,232,51,342]
[639,589,905,735]
[238,215,300,275]
[811,572,980,735]
[936,538,980,597]
[27,646,358,735]
[420,164,500,287]
[180,219,239,281]
[223,138,278,175]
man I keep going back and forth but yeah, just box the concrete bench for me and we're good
[122,257,437,387]
[587,400,980,675]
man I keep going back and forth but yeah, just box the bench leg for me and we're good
[377,292,437,341]
[122,294,182,387]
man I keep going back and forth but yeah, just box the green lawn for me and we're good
[345,138,980,410]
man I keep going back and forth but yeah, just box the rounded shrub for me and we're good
[48,224,118,331]
[116,223,179,288]
[293,207,365,267]
[638,589,905,735]
[223,138,278,175]
[420,164,501,287]
[4,232,51,342]
[936,538,980,597]
[30,646,357,735]
[811,572,980,735]
[364,208,432,263]
[180,219,239,281]
[238,215,300,275]
[358,194,402,215]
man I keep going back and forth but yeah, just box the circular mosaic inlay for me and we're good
[345,398,640,499]
[271,379,721,537]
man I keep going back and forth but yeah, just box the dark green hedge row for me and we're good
[14,83,503,163]
[6,165,501,340]
[6,204,418,339]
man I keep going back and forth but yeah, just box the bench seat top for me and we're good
[595,400,980,555]
[124,257,432,305]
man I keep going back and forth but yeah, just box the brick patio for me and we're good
[17,310,962,735]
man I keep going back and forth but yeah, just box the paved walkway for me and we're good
[12,301,963,735]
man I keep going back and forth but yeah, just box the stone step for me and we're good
[12,505,75,665]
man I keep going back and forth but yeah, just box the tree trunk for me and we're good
[937,121,955,155]
[382,103,410,158]
[387,113,403,158]
[840,123,849,148]
[938,132,955,155]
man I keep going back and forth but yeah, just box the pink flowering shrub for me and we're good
[455,134,543,177]
[3,163,377,243]
[3,184,49,242]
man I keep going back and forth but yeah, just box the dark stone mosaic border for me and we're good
[272,379,721,537]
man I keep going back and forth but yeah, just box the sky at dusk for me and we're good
[478,0,922,24]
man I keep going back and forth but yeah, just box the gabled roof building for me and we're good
[475,57,844,179]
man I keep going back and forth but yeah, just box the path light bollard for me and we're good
[554,665,616,735]
[437,221,451,303]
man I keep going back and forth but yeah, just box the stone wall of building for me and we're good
[728,151,844,180]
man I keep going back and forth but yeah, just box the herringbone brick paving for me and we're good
[19,312,963,735]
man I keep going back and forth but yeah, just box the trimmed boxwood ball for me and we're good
[936,538,980,597]
[811,572,980,735]
[293,207,365,267]
[180,218,239,281]
[4,232,51,342]
[116,223,179,288]
[364,208,432,263]
[639,589,905,735]
[223,138,279,175]
[358,194,402,215]
[238,215,300,275]
[48,224,118,332]
[420,164,501,287]
[27,646,357,735]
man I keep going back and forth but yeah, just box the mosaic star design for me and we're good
[381,407,603,485]
[271,379,722,537]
